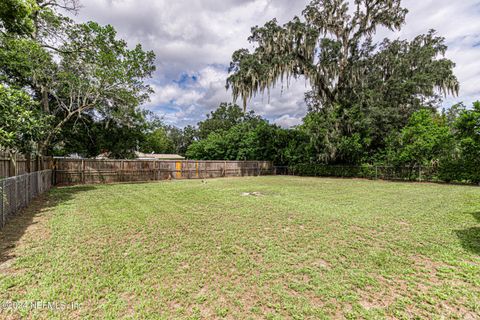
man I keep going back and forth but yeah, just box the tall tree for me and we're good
[142,128,175,154]
[0,0,80,112]
[227,0,459,164]
[197,103,257,139]
[165,125,198,156]
[0,1,156,155]
[52,109,158,159]
[227,0,458,110]
[41,22,155,150]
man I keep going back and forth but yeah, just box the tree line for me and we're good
[1,0,478,183]
[188,0,478,183]
[183,101,480,183]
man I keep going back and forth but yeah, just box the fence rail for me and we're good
[0,170,52,229]
[54,159,274,185]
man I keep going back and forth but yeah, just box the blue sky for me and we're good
[71,0,480,127]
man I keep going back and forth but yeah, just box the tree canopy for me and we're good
[0,84,51,153]
[227,0,458,111]
[0,0,156,156]
[227,0,459,164]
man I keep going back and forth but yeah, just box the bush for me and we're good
[438,159,480,184]
[290,162,480,185]
[290,164,376,179]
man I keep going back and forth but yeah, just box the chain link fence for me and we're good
[274,165,447,183]
[0,170,52,229]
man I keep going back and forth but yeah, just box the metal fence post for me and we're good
[37,169,41,194]
[14,176,17,212]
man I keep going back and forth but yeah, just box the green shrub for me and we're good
[290,164,377,179]
[438,159,480,184]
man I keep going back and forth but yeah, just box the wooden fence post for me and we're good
[52,158,56,186]
[81,159,85,184]
[154,160,157,181]
[120,160,124,182]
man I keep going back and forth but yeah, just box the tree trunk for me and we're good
[36,155,41,171]
[40,111,76,153]
[26,153,31,173]
[41,85,49,113]
[8,152,17,177]
[40,105,93,154]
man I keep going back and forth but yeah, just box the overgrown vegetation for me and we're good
[1,177,479,319]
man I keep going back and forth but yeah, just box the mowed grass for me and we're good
[0,176,479,319]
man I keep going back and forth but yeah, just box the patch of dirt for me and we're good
[357,256,478,318]
[120,292,138,317]
[167,300,183,312]
[0,259,17,275]
[241,192,264,197]
[312,259,330,269]
[359,287,401,311]
[398,221,411,229]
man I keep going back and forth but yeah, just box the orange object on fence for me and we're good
[175,161,182,179]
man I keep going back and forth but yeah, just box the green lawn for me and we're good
[0,176,479,319]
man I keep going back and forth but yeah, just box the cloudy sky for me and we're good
[70,0,480,128]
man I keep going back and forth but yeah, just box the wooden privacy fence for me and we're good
[54,159,274,185]
[0,170,52,229]
[0,151,53,179]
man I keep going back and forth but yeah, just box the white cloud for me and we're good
[69,0,480,127]
[274,114,303,128]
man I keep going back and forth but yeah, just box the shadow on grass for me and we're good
[0,185,96,266]
[456,211,480,255]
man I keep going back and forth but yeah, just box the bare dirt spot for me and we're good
[312,259,330,269]
[0,259,16,275]
[241,192,264,197]
[120,292,138,317]
[358,277,403,311]
[398,221,410,228]
[356,255,478,318]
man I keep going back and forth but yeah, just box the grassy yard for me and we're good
[0,176,479,319]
